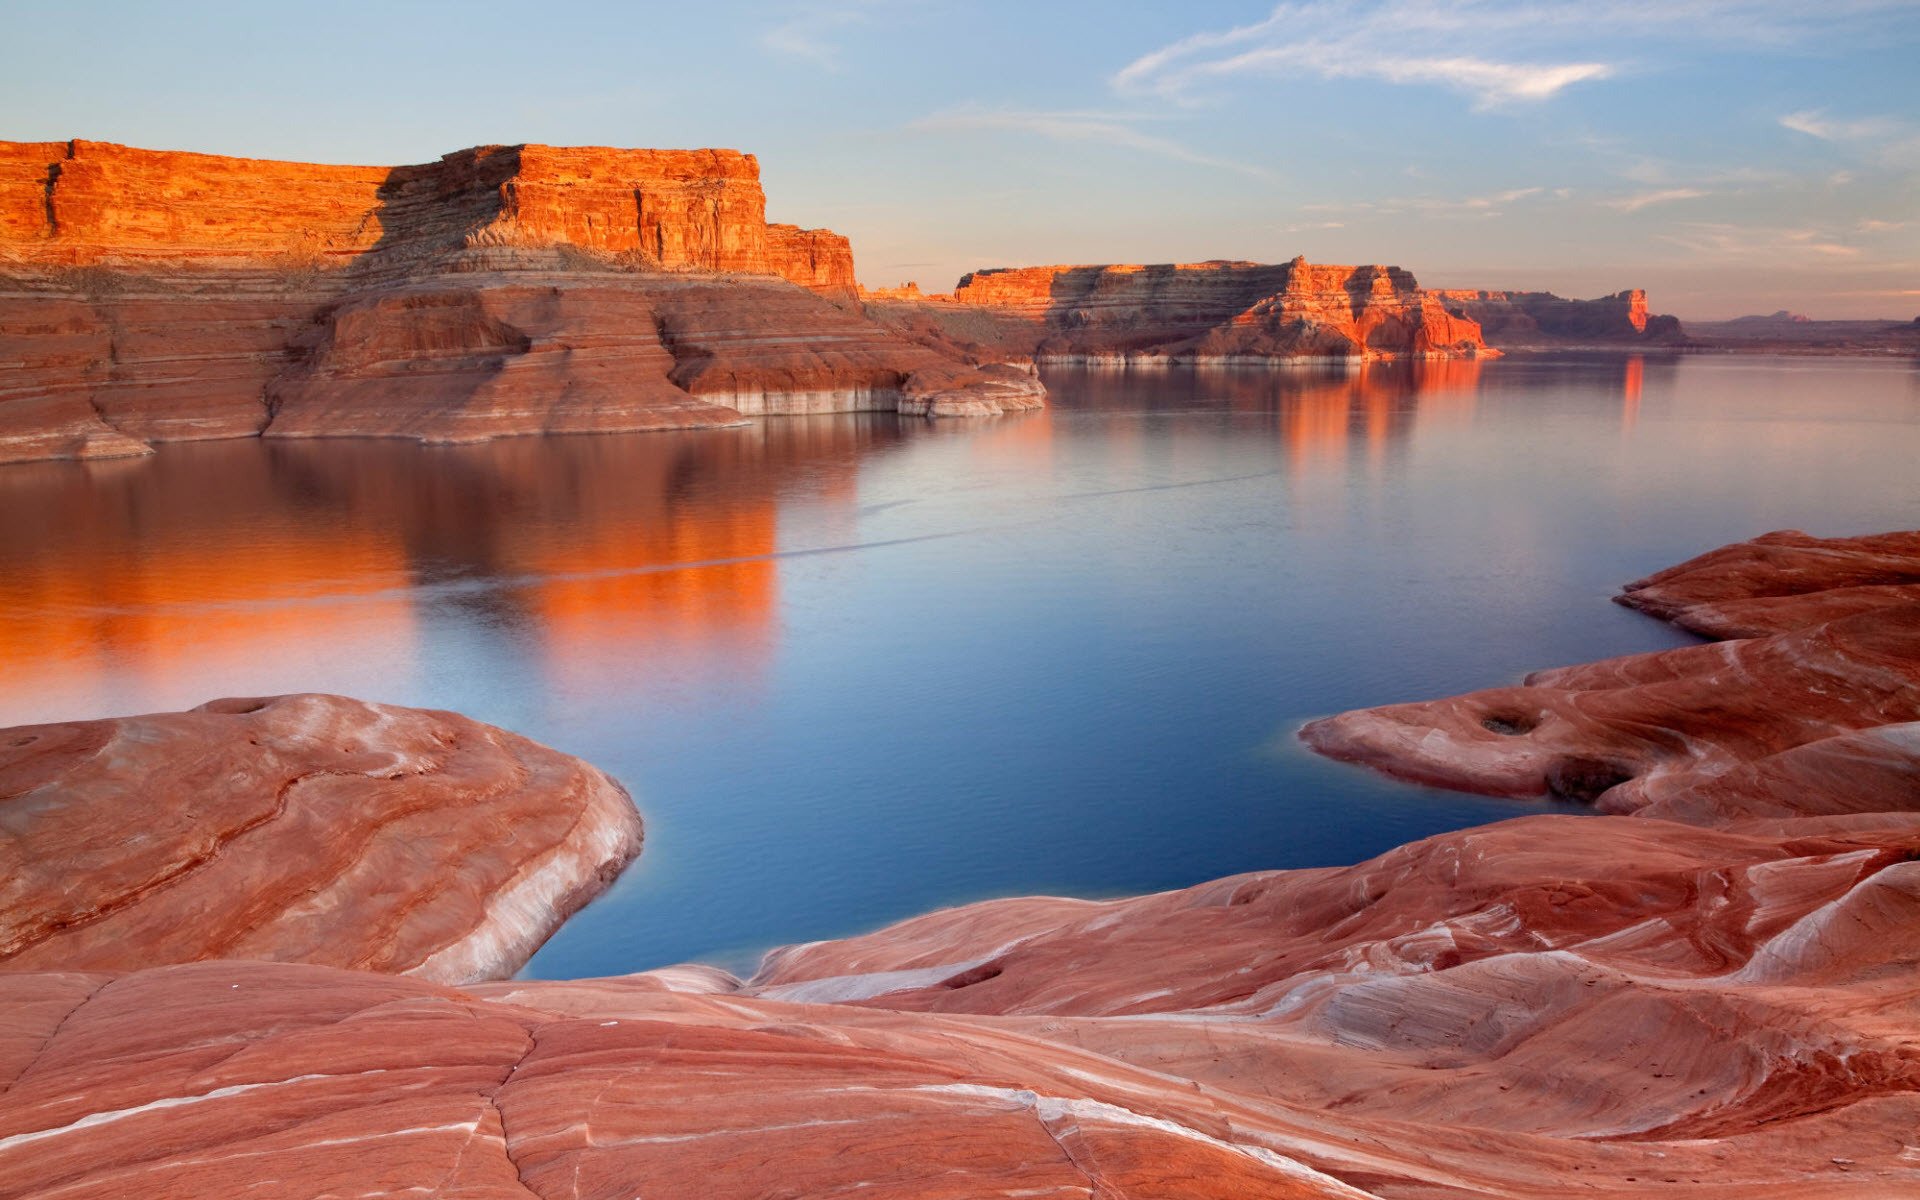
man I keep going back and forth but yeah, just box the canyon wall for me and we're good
[1431,286,1684,345]
[867,257,1492,363]
[0,140,1032,464]
[3,140,851,284]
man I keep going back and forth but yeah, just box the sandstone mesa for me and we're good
[3,532,1919,1195]
[0,139,1044,465]
[863,259,1683,364]
[0,693,642,984]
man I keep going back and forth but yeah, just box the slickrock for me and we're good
[0,694,641,983]
[1300,529,1920,809]
[1616,528,1920,638]
[0,140,1035,464]
[9,532,1919,1196]
[1428,287,1684,346]
[867,257,1493,364]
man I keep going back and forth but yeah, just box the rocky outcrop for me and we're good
[868,257,1492,364]
[1617,528,1920,638]
[0,693,642,983]
[0,140,1034,464]
[1428,287,1684,346]
[7,534,1918,1196]
[1300,529,1920,810]
[9,709,1920,1195]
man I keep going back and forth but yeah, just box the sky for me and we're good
[2,0,1916,318]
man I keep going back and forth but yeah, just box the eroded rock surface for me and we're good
[0,694,641,983]
[6,532,1919,1196]
[1300,529,1920,809]
[0,140,1037,464]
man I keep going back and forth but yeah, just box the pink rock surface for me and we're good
[6,533,1919,1196]
[1300,530,1920,812]
[0,694,641,984]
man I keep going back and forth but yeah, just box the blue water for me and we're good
[2,353,1915,977]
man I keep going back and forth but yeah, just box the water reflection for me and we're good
[0,418,905,725]
[3,356,1915,977]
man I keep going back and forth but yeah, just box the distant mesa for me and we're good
[0,139,1044,465]
[1727,309,1815,324]
[866,257,1495,364]
[864,258,1687,363]
[1427,285,1685,346]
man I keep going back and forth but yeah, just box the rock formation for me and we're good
[1428,287,1684,345]
[0,140,1041,464]
[0,693,641,983]
[866,257,1493,364]
[1300,529,1920,809]
[5,532,1918,1195]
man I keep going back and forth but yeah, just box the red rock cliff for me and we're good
[4,140,853,289]
[870,256,1491,362]
[1430,286,1684,345]
[0,140,1033,464]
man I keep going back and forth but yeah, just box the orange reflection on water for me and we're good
[1622,356,1644,433]
[0,419,910,726]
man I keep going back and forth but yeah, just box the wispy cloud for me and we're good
[1304,184,1561,218]
[910,107,1276,178]
[1115,2,1915,109]
[1605,187,1710,212]
[1113,2,1615,107]
[760,4,873,71]
[1780,109,1920,169]
[1661,222,1861,259]
[1780,110,1899,141]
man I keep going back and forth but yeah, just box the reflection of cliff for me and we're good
[1041,357,1483,471]
[0,420,902,722]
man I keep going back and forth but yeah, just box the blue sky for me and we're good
[3,0,1915,317]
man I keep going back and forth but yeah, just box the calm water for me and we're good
[3,354,1917,978]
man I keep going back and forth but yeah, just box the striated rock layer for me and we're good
[866,256,1493,364]
[1429,287,1684,346]
[7,533,1919,1196]
[0,693,642,984]
[1300,529,1920,809]
[0,140,1041,464]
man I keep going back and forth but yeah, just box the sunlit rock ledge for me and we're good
[0,138,1044,465]
[2,531,1918,1197]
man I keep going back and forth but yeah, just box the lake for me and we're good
[3,353,1916,977]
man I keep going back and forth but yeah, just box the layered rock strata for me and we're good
[1300,529,1920,809]
[0,140,1038,464]
[0,693,642,983]
[1429,287,1684,345]
[866,257,1492,364]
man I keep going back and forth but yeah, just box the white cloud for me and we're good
[1605,187,1710,212]
[1113,2,1615,107]
[1660,222,1862,259]
[759,4,875,71]
[1780,110,1899,141]
[910,107,1276,178]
